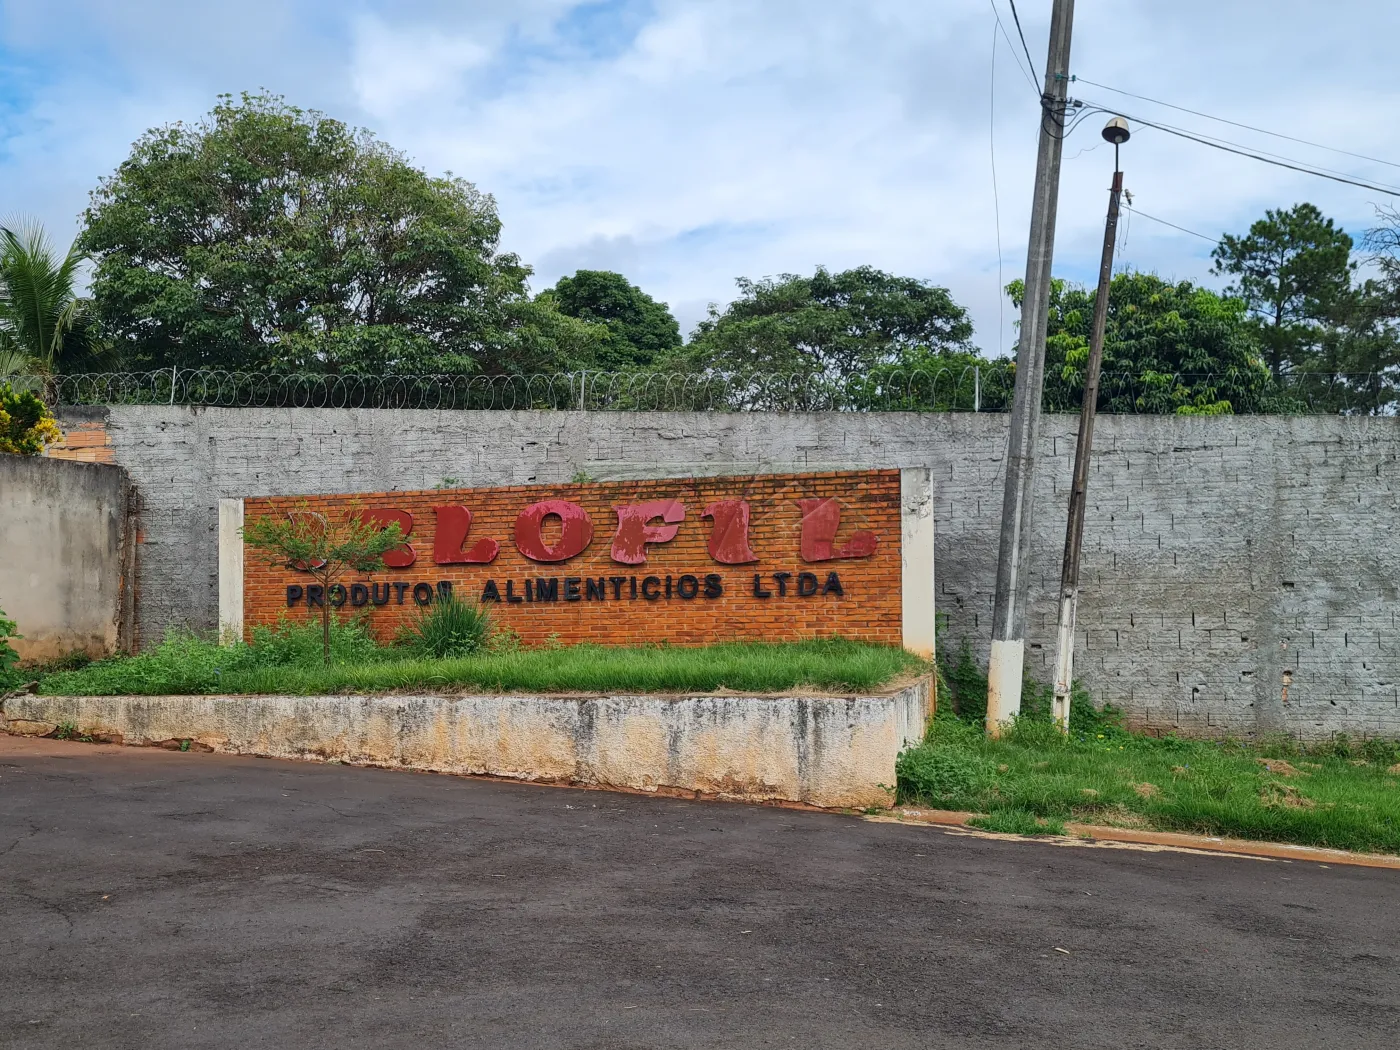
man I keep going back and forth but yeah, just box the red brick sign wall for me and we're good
[241,470,902,647]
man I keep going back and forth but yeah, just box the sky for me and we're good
[4,0,1400,357]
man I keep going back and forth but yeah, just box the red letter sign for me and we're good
[798,498,877,562]
[611,500,685,565]
[702,500,758,564]
[515,500,593,562]
[432,505,499,564]
[362,507,416,568]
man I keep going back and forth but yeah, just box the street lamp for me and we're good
[1051,117,1130,731]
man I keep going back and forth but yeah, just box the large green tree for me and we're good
[81,92,598,375]
[1015,272,1285,414]
[538,270,680,370]
[674,265,974,378]
[1210,203,1355,379]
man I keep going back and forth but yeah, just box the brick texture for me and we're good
[242,471,903,647]
[45,419,116,464]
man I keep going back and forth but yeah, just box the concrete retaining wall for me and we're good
[53,405,1400,740]
[1,677,932,809]
[0,454,135,661]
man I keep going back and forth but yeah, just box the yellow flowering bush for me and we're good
[0,383,63,455]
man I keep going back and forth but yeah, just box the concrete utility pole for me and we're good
[1051,118,1130,732]
[986,0,1076,735]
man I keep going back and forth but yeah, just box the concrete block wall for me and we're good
[0,454,136,660]
[55,405,1400,741]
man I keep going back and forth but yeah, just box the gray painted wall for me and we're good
[64,405,1400,740]
[0,454,135,661]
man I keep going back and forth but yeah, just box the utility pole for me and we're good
[1051,117,1130,731]
[986,0,1076,735]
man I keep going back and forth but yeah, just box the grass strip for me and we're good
[35,632,926,697]
[898,713,1400,856]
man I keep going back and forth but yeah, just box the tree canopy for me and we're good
[672,265,974,379]
[81,92,599,376]
[1210,202,1355,379]
[538,270,681,370]
[1019,272,1284,414]
[36,90,1400,416]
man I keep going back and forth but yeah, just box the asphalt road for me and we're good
[1,737,1397,1050]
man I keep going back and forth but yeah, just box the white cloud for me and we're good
[351,17,491,119]
[3,0,1400,351]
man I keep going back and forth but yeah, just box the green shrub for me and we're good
[896,733,998,804]
[1020,676,1053,722]
[40,632,236,696]
[246,616,381,667]
[1361,737,1400,766]
[396,593,492,658]
[0,383,64,455]
[939,638,988,722]
[1068,691,1122,739]
[35,650,93,673]
[38,618,384,696]
[0,608,21,689]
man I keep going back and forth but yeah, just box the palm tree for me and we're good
[0,220,104,376]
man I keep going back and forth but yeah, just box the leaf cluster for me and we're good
[672,265,974,381]
[0,221,106,376]
[242,504,407,588]
[0,381,63,455]
[0,607,21,689]
[1018,272,1290,414]
[80,92,595,376]
[539,269,681,370]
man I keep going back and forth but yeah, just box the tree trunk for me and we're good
[322,599,331,666]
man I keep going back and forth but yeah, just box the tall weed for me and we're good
[396,594,492,658]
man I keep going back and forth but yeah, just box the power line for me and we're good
[1006,0,1039,90]
[1074,77,1400,173]
[988,18,1006,353]
[986,0,1038,95]
[1075,101,1400,199]
[1122,205,1220,245]
[1077,99,1383,185]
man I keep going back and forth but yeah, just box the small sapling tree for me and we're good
[242,504,406,665]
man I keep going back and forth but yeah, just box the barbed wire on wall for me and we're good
[12,367,1399,415]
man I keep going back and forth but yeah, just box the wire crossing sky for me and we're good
[2,0,1399,356]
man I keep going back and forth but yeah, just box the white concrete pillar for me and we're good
[899,467,936,661]
[218,498,244,644]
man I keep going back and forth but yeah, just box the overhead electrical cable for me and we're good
[1122,205,1219,245]
[1073,101,1400,199]
[1006,0,1039,88]
[1073,77,1400,173]
[1080,103,1400,187]
[988,18,1006,353]
[986,0,1039,95]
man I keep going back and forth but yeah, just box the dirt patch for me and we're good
[1261,781,1315,809]
[148,738,215,753]
[1075,804,1152,830]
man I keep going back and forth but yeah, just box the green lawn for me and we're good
[897,712,1400,855]
[33,625,926,698]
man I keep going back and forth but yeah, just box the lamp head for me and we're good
[1101,117,1131,146]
